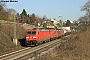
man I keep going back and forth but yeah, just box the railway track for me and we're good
[0,35,70,60]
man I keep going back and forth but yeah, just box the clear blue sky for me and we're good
[6,0,87,21]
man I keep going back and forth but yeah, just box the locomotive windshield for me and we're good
[27,31,36,34]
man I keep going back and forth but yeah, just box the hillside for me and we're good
[0,23,34,54]
[0,22,90,60]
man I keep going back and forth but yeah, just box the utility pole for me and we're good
[59,16,63,27]
[13,15,18,46]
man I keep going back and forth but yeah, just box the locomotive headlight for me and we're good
[33,36,36,38]
[26,37,29,38]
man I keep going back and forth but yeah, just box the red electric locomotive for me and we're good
[48,29,58,40]
[25,28,50,46]
[57,29,64,38]
[25,28,64,46]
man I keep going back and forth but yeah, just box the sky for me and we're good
[6,0,88,21]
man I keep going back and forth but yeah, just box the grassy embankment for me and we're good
[36,27,90,60]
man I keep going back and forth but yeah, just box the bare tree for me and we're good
[7,8,17,21]
[43,15,47,20]
[0,2,8,20]
[0,2,6,10]
[81,0,90,22]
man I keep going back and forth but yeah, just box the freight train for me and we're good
[25,28,69,46]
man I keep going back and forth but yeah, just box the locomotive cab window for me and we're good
[27,31,36,34]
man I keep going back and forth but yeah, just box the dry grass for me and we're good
[0,23,26,53]
[36,28,90,60]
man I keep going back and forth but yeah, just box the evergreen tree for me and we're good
[27,14,31,24]
[23,9,27,16]
[16,13,20,20]
[66,20,71,26]
[31,13,36,24]
[20,9,27,21]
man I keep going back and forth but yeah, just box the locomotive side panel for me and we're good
[49,29,58,40]
[38,29,50,42]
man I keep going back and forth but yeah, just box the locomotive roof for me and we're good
[32,28,44,30]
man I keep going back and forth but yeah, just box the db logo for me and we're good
[0,0,18,2]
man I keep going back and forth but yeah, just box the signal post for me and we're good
[13,15,18,46]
